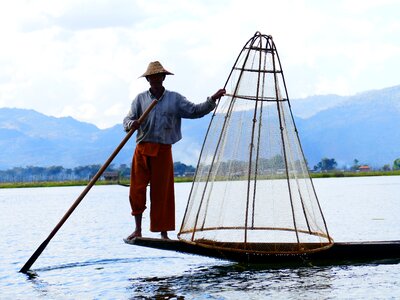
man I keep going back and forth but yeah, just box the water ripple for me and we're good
[29,256,184,274]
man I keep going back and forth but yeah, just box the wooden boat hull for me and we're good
[124,237,400,265]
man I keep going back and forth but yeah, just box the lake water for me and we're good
[1,176,400,299]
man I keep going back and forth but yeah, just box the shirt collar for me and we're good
[148,88,167,101]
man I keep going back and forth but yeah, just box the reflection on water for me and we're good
[1,177,400,299]
[127,264,333,299]
[127,262,400,299]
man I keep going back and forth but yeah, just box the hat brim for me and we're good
[139,70,174,78]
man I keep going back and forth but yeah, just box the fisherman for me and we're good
[123,61,225,240]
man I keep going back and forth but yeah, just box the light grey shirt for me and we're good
[123,89,216,144]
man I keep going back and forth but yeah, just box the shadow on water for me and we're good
[33,257,140,272]
[127,257,400,299]
[20,255,400,299]
[21,257,148,286]
[23,256,181,276]
[127,263,339,299]
[21,256,180,282]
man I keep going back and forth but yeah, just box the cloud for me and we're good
[0,0,399,129]
[51,1,142,30]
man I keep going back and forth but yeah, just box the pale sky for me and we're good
[0,0,399,128]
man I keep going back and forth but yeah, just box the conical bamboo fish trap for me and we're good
[178,32,333,255]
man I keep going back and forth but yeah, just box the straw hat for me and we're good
[140,61,174,78]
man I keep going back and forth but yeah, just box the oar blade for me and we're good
[19,239,50,273]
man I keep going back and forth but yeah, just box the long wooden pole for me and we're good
[20,99,158,273]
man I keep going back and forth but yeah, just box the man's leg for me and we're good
[127,214,143,239]
[149,144,175,238]
[127,145,150,240]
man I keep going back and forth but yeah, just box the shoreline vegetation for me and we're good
[1,170,399,189]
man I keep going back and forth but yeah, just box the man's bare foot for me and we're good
[160,231,169,240]
[126,230,142,241]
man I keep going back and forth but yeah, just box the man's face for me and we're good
[146,73,166,87]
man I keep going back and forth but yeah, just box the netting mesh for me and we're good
[178,32,333,254]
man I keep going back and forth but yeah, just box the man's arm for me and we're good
[178,88,226,119]
[123,97,142,132]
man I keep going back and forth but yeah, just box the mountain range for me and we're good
[1,85,399,170]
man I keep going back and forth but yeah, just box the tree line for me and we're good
[0,162,195,183]
[313,158,400,172]
[1,157,399,183]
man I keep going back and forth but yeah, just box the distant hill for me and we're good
[0,85,399,170]
[294,85,400,167]
[0,108,135,169]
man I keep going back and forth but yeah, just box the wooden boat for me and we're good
[123,33,400,267]
[125,237,400,265]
